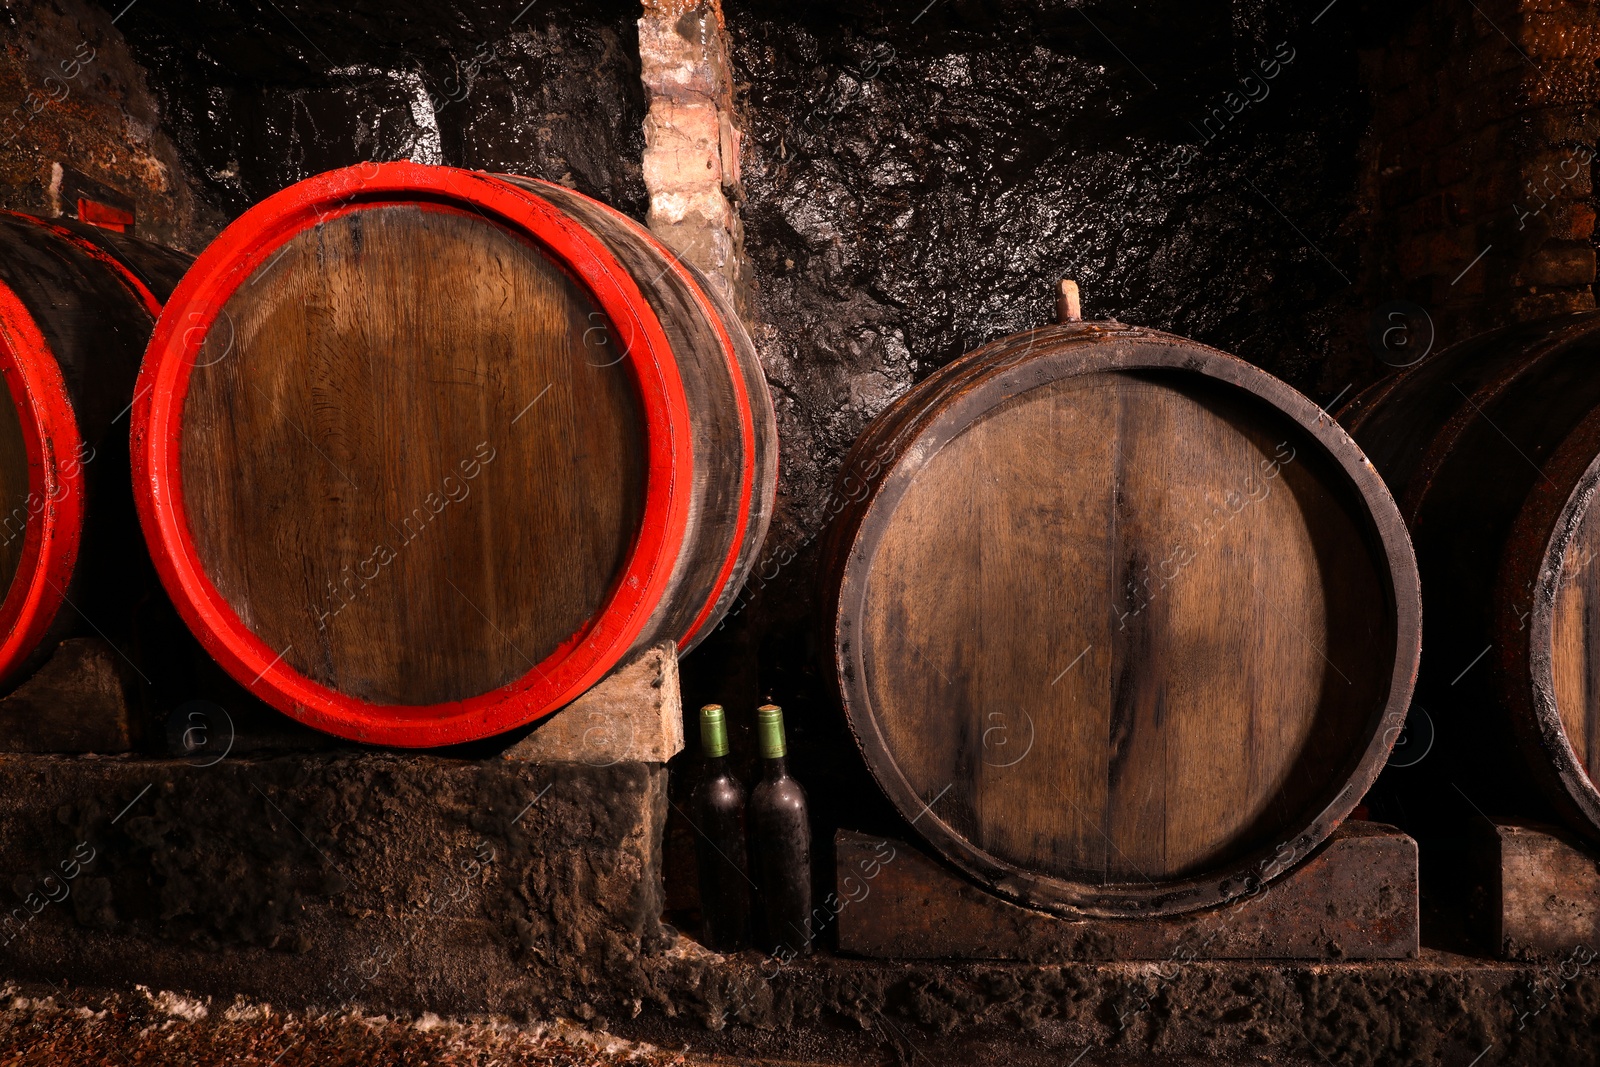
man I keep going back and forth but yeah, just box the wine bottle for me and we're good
[689,704,751,951]
[749,703,812,956]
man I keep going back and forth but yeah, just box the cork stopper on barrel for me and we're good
[1056,278,1082,324]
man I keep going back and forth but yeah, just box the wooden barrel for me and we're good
[1340,311,1600,843]
[822,321,1420,917]
[132,162,776,747]
[0,211,190,687]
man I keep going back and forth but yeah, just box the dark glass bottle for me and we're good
[689,704,751,951]
[749,703,812,956]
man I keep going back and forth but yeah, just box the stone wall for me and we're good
[1,0,650,250]
[0,752,670,1019]
[0,0,214,246]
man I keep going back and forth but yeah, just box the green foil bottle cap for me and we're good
[756,704,786,759]
[699,705,729,758]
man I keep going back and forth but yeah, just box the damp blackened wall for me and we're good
[732,0,1410,558]
[676,0,1423,844]
[103,0,649,242]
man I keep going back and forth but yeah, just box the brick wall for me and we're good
[1362,0,1600,348]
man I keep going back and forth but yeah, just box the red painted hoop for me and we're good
[132,162,694,746]
[0,281,86,687]
[497,177,756,648]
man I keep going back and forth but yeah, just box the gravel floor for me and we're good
[0,983,714,1067]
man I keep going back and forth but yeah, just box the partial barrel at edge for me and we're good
[0,211,190,690]
[1342,311,1600,845]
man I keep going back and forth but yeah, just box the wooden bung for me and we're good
[1340,311,1600,846]
[0,211,189,690]
[822,319,1420,918]
[132,162,776,747]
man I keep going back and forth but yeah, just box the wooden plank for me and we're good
[1553,518,1600,786]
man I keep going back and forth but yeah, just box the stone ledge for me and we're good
[0,743,1588,1066]
[613,948,1596,1067]
[0,752,669,1019]
[1471,818,1600,960]
[502,643,683,765]
[835,823,1418,962]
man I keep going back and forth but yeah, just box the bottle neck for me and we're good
[762,755,789,780]
[703,753,731,776]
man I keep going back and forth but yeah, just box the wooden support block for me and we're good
[0,639,134,753]
[1471,818,1600,959]
[501,643,683,764]
[834,822,1419,961]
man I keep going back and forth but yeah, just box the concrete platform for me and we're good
[0,751,670,1019]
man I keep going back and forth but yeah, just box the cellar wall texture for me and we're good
[1358,0,1600,348]
[0,0,213,245]
[2,0,650,249]
[680,0,1417,858]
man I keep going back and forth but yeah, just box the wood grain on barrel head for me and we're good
[181,204,644,706]
[855,369,1389,883]
[0,388,28,597]
[1552,503,1600,788]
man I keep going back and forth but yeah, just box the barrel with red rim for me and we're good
[0,211,190,689]
[132,162,776,746]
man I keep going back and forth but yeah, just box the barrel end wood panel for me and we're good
[181,204,645,708]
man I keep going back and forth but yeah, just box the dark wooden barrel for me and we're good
[132,162,776,747]
[1340,311,1600,844]
[822,321,1420,917]
[0,211,191,688]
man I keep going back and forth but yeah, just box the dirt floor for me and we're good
[0,979,1347,1067]
[0,982,711,1067]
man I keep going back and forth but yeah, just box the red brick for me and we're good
[1511,289,1597,322]
[1522,12,1600,64]
[1516,241,1597,286]
[1546,200,1597,241]
[1519,150,1593,196]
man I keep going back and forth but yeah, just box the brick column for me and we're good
[1361,0,1599,347]
[637,0,748,311]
